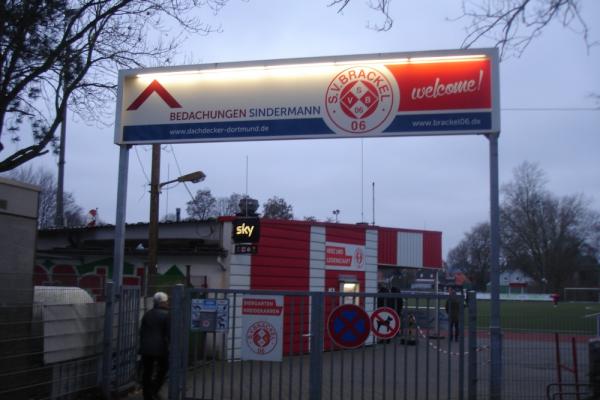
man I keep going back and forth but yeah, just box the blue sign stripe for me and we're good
[123,118,333,142]
[385,112,492,133]
[122,111,493,143]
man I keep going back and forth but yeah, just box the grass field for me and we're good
[403,298,600,334]
[476,300,600,334]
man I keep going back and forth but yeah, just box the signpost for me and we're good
[370,307,400,339]
[327,304,371,349]
[112,48,502,399]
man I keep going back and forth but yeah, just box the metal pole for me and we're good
[459,291,465,400]
[55,109,67,227]
[467,290,478,400]
[55,43,69,228]
[102,145,129,396]
[487,132,502,400]
[435,269,440,335]
[372,182,375,225]
[309,292,324,400]
[101,281,114,397]
[113,145,130,290]
[169,284,185,400]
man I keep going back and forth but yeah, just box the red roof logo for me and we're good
[127,80,182,110]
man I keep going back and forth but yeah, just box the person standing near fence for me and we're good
[445,287,461,342]
[140,292,170,400]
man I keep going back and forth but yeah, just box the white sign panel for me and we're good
[325,241,366,271]
[240,295,284,362]
[115,49,499,144]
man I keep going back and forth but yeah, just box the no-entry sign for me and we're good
[327,304,371,349]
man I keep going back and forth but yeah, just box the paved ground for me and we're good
[119,333,593,400]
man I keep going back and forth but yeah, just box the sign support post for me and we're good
[112,144,129,290]
[102,144,129,396]
[112,48,502,397]
[487,132,502,400]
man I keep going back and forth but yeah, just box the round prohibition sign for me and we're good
[370,307,400,339]
[327,304,371,349]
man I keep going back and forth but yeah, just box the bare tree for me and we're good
[0,0,229,172]
[262,196,294,220]
[329,0,393,31]
[500,162,599,291]
[333,1,597,58]
[186,188,217,220]
[448,162,599,291]
[460,0,598,58]
[5,166,86,228]
[215,193,244,216]
[447,222,491,291]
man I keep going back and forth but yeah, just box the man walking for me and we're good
[445,287,461,342]
[140,292,170,400]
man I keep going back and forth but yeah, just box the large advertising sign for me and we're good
[115,49,499,144]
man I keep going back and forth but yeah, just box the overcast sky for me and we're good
[7,0,600,258]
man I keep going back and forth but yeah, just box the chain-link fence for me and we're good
[0,273,107,399]
[475,299,598,400]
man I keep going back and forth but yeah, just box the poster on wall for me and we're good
[240,295,284,362]
[325,242,366,270]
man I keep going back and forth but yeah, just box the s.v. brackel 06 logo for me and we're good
[325,66,398,134]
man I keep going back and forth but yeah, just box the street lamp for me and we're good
[158,171,206,187]
[332,209,340,223]
[147,164,205,293]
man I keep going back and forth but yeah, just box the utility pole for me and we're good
[148,144,161,293]
[55,105,67,227]
[147,142,204,295]
[55,40,69,227]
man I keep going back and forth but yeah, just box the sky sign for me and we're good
[115,49,499,144]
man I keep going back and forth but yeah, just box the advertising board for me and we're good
[240,295,284,362]
[325,242,365,270]
[115,49,499,144]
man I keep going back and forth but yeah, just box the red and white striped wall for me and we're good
[377,228,442,269]
[225,220,442,292]
[222,219,441,356]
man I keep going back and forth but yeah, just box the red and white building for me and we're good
[223,219,442,294]
[36,218,442,298]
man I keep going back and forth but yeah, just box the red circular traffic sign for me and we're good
[370,307,401,339]
[327,304,371,349]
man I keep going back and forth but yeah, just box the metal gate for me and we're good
[102,283,141,395]
[169,286,477,400]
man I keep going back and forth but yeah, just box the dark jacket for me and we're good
[445,294,461,322]
[139,306,170,357]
